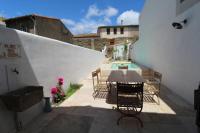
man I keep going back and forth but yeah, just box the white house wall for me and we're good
[133,0,200,104]
[0,27,104,133]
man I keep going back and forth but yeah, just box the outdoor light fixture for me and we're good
[172,19,187,29]
[12,68,19,74]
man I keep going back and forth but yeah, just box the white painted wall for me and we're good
[133,0,200,104]
[0,21,6,28]
[0,27,104,133]
[99,27,138,39]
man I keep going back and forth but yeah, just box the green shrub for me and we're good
[65,83,82,99]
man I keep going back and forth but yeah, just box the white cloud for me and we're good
[86,5,101,19]
[71,19,106,34]
[63,4,118,34]
[103,6,118,24]
[117,10,140,25]
[104,6,118,17]
[86,5,118,19]
[61,19,75,26]
[62,18,107,34]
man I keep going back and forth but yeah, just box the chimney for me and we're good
[121,20,123,25]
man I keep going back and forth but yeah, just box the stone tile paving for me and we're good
[19,75,197,133]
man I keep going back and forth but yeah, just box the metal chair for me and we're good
[92,71,108,98]
[96,68,108,83]
[116,82,144,127]
[143,70,162,104]
[142,68,154,79]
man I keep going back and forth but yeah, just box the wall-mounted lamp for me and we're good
[12,68,19,75]
[172,19,187,29]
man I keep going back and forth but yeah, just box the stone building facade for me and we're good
[4,14,73,43]
[73,25,139,51]
[97,25,139,39]
[73,34,109,51]
[73,35,138,51]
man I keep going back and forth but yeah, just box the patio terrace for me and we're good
[18,62,197,133]
[1,0,200,131]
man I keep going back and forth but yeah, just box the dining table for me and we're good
[107,70,145,83]
[106,70,145,92]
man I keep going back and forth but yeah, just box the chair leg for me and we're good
[117,114,143,127]
[92,91,96,99]
[157,95,160,105]
[92,89,99,99]
[108,82,112,94]
[133,115,143,127]
[155,92,160,105]
[117,115,124,125]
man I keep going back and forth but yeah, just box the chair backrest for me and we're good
[154,71,162,82]
[92,71,98,77]
[117,82,144,108]
[142,69,154,79]
[92,71,99,87]
[96,68,101,74]
[118,66,128,70]
[117,82,144,94]
[96,68,101,77]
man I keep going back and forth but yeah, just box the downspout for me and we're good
[30,16,36,34]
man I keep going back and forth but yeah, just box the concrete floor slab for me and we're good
[19,67,198,133]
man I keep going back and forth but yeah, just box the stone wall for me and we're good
[35,17,73,43]
[6,17,34,33]
[73,38,109,51]
[114,37,138,45]
[5,16,73,44]
[73,36,138,51]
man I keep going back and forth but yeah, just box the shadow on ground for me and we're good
[20,104,197,133]
[19,84,197,133]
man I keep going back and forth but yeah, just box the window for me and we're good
[19,25,28,32]
[114,28,117,34]
[106,28,110,35]
[120,28,124,34]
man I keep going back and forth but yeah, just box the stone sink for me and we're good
[1,86,43,112]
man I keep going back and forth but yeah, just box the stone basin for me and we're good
[0,86,43,112]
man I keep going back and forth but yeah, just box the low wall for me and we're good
[73,37,138,51]
[73,38,109,51]
[0,27,104,133]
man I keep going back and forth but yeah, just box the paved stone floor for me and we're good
[19,75,198,133]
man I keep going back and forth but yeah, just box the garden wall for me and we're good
[73,37,138,51]
[0,27,104,133]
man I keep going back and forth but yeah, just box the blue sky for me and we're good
[0,0,145,34]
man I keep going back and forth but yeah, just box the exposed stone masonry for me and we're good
[73,36,138,51]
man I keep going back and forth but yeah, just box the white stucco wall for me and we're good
[99,27,138,39]
[133,0,200,104]
[0,27,104,133]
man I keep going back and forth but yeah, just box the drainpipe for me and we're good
[30,16,36,34]
[91,39,95,50]
[5,65,10,92]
